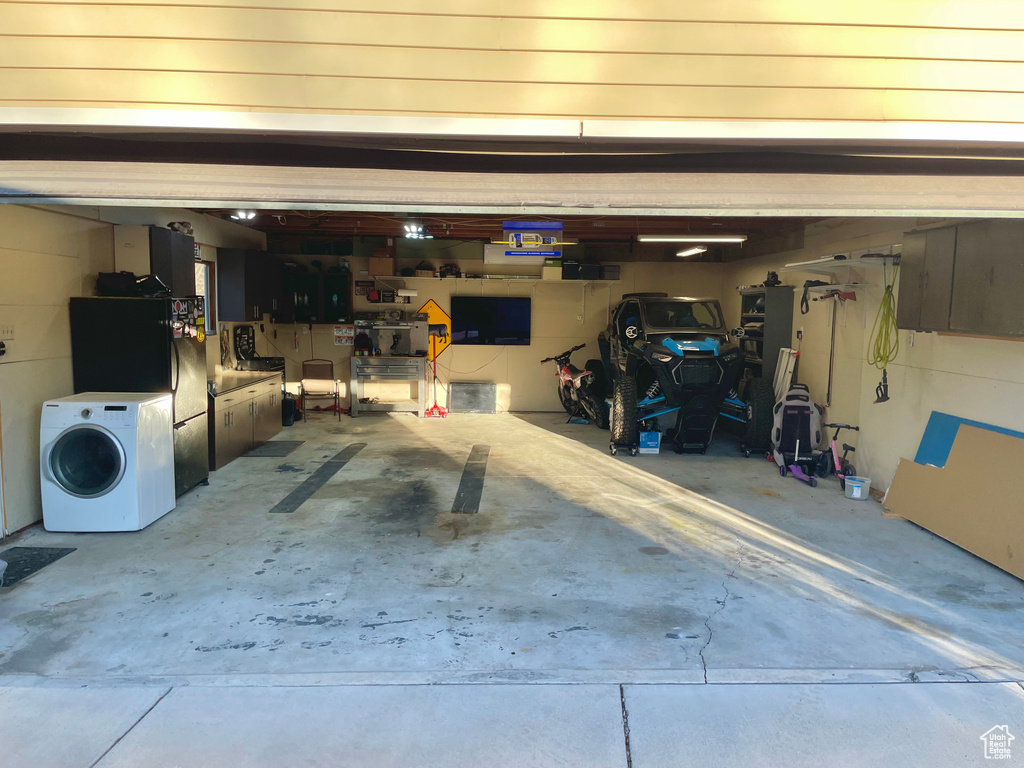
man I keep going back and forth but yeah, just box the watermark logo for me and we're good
[980,725,1014,760]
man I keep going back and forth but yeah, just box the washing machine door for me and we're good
[47,425,127,499]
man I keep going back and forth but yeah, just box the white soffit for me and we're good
[5,161,1024,218]
[0,108,582,139]
[5,109,1024,147]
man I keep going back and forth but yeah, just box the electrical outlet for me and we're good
[0,324,14,340]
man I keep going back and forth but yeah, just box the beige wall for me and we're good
[239,252,724,413]
[0,205,115,534]
[4,2,1024,126]
[722,218,1024,491]
[0,205,262,534]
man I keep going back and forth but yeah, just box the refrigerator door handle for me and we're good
[171,334,181,396]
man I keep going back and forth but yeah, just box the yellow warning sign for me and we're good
[418,299,451,360]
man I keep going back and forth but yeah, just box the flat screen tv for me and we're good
[451,296,531,346]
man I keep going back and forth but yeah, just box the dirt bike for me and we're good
[540,343,609,429]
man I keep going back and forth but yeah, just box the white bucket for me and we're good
[845,476,871,500]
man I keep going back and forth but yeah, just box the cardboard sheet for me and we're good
[885,425,1024,581]
[914,411,1024,468]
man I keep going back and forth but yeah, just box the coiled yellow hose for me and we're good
[868,262,900,370]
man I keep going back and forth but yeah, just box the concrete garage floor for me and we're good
[2,413,1022,766]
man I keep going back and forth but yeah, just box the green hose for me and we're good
[868,262,900,370]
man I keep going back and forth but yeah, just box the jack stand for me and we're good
[424,333,447,418]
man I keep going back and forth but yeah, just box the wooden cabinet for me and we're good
[208,374,284,470]
[899,221,1024,337]
[322,271,352,323]
[282,268,321,324]
[897,227,956,332]
[949,220,1024,337]
[114,225,196,296]
[218,249,285,322]
[252,379,282,446]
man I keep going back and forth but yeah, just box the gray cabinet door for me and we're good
[897,231,926,330]
[252,390,278,446]
[898,227,956,332]
[919,226,957,331]
[950,220,1024,336]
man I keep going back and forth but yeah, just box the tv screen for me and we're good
[451,296,531,346]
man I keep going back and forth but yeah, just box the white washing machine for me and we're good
[40,393,176,532]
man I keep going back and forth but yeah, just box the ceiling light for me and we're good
[638,235,747,243]
[676,246,708,258]
[404,223,431,239]
[230,210,257,221]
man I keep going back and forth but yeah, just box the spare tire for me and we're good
[742,377,775,452]
[611,376,639,446]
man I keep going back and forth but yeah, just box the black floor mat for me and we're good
[243,441,305,458]
[0,547,76,587]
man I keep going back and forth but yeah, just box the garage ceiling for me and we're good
[201,209,813,260]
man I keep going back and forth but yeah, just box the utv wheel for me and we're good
[610,376,639,447]
[557,384,574,415]
[741,377,775,453]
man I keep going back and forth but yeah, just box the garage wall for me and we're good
[0,205,114,534]
[0,205,264,534]
[4,2,1024,126]
[722,217,1024,492]
[242,254,724,413]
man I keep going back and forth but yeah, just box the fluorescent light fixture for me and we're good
[638,235,747,243]
[676,246,708,258]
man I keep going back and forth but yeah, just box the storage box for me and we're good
[542,266,562,280]
[638,431,661,454]
[561,260,580,280]
[600,265,621,281]
[580,264,601,280]
[368,256,395,276]
[415,269,435,277]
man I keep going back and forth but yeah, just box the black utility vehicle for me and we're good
[598,293,773,455]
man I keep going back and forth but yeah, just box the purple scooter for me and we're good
[778,439,818,487]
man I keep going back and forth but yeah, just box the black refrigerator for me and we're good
[69,297,209,497]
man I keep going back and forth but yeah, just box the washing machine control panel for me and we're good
[43,402,136,429]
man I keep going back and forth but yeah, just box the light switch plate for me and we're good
[0,324,14,340]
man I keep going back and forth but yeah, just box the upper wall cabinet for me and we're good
[899,221,1024,338]
[896,227,955,332]
[949,221,1024,337]
[114,225,196,296]
[218,249,284,323]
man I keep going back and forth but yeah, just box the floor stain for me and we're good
[752,488,781,498]
[194,641,257,652]
[640,546,670,555]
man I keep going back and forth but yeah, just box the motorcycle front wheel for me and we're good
[558,383,575,415]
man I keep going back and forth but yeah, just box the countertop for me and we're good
[208,370,283,397]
